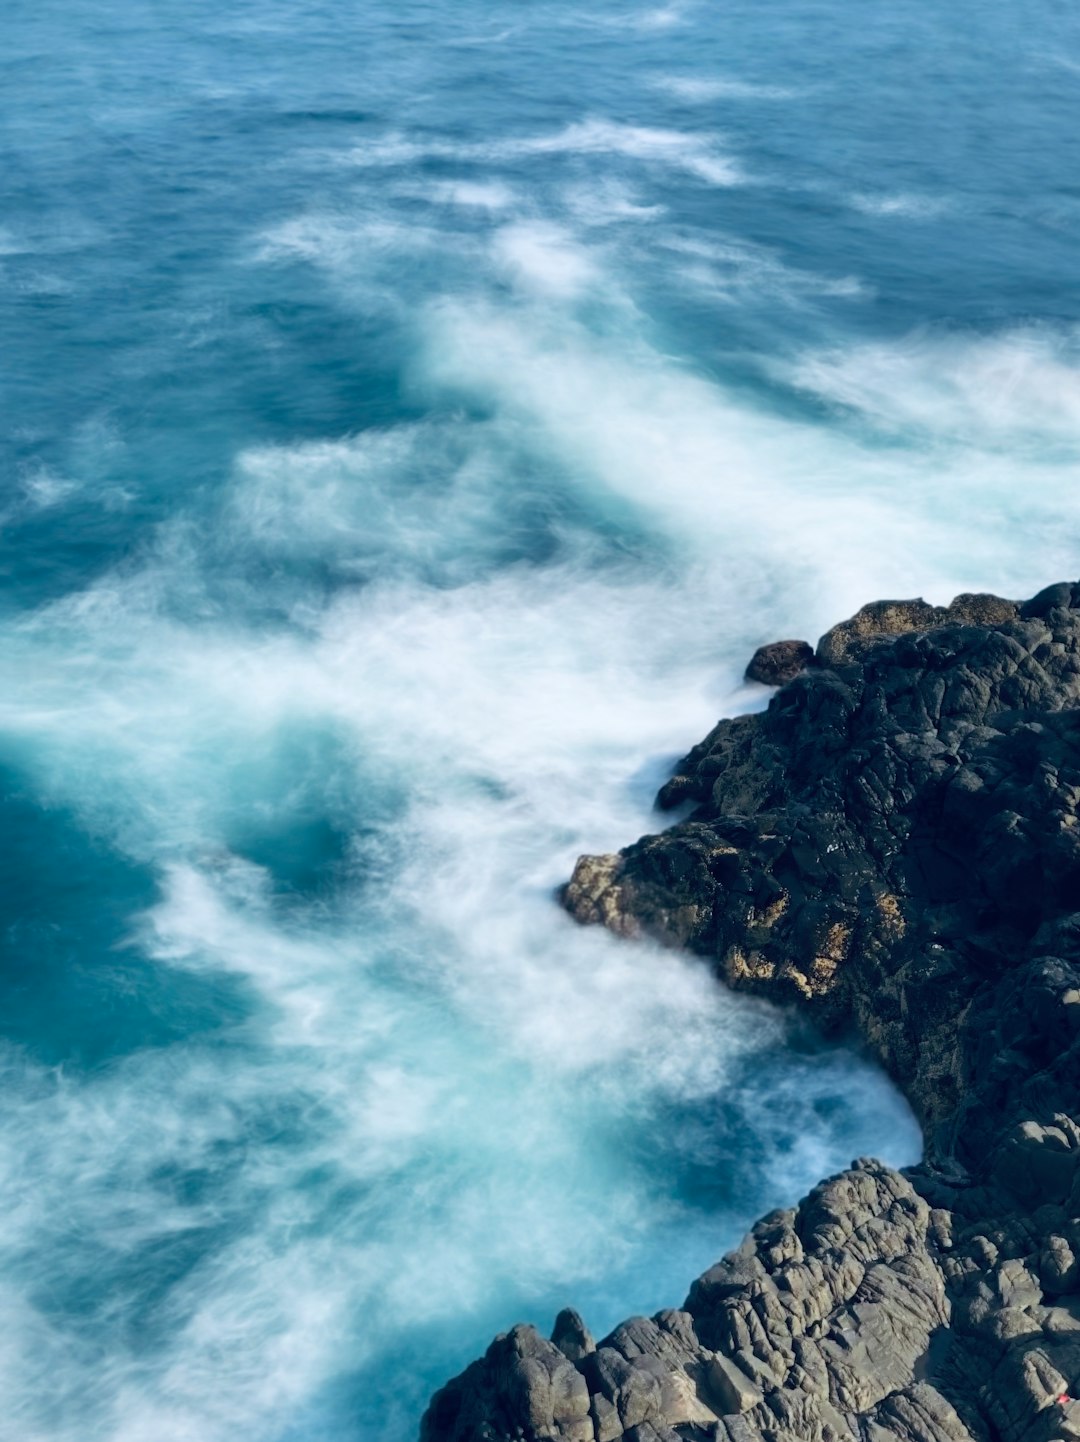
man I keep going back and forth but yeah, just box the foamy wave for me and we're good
[849,191,952,218]
[562,178,666,226]
[424,179,519,210]
[492,220,601,297]
[788,327,1080,448]
[19,464,80,509]
[651,74,798,101]
[661,232,868,304]
[254,212,441,267]
[630,2,690,30]
[560,0,695,31]
[347,118,741,187]
[451,24,524,46]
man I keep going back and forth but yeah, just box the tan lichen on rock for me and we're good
[875,891,906,938]
[784,963,826,999]
[752,893,789,929]
[809,954,839,989]
[786,967,814,999]
[821,922,850,961]
[662,903,712,946]
[817,591,1018,666]
[724,945,775,985]
[562,853,641,938]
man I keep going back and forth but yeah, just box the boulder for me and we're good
[745,639,815,686]
[551,1309,596,1363]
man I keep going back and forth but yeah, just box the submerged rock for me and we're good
[422,582,1080,1442]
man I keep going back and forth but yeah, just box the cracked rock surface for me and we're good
[421,583,1080,1442]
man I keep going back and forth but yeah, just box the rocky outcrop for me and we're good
[421,583,1080,1442]
[745,639,815,687]
[814,593,1019,668]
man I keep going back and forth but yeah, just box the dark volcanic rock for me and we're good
[745,639,815,687]
[815,591,1019,667]
[422,583,1080,1442]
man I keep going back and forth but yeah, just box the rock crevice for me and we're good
[422,583,1080,1442]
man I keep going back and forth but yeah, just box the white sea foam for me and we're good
[253,211,467,322]
[19,464,79,509]
[416,299,962,623]
[787,326,1080,450]
[452,24,524,46]
[849,191,952,219]
[568,0,696,29]
[630,2,690,31]
[562,178,666,226]
[651,74,798,101]
[424,179,519,210]
[492,220,601,297]
[255,212,441,268]
[661,232,867,305]
[346,119,740,187]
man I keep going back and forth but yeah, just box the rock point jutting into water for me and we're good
[422,582,1080,1442]
[744,639,816,688]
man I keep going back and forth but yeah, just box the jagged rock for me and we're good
[707,1354,762,1414]
[422,1325,592,1442]
[745,640,815,687]
[1040,1234,1080,1295]
[815,592,1018,666]
[553,1310,596,1363]
[421,583,1080,1442]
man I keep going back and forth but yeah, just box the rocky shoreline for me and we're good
[421,582,1080,1442]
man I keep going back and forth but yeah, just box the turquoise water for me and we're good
[3,1,1080,1437]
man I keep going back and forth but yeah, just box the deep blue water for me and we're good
[3,1,1080,1438]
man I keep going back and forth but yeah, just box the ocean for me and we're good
[2,1,1078,1437]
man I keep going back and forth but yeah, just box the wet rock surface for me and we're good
[422,584,1080,1442]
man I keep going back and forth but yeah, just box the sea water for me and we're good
[2,0,1079,1437]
